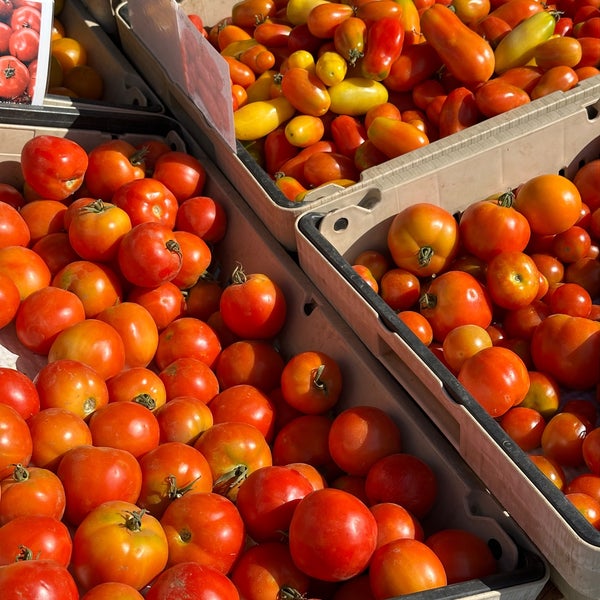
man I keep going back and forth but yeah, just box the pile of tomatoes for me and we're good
[0,130,509,599]
[350,157,600,529]
[186,0,600,200]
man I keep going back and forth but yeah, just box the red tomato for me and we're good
[565,473,600,503]
[328,405,402,476]
[137,441,213,519]
[219,267,287,340]
[0,559,78,600]
[367,117,430,159]
[583,426,600,475]
[0,404,32,479]
[0,183,24,209]
[307,2,354,38]
[528,454,566,490]
[236,465,314,543]
[159,356,220,404]
[29,235,74,279]
[154,395,213,445]
[185,278,223,321]
[541,410,589,468]
[72,500,168,592]
[288,487,378,581]
[68,199,132,262]
[0,201,30,248]
[194,421,272,501]
[387,202,459,277]
[0,366,38,420]
[84,140,146,201]
[531,313,600,389]
[459,345,530,416]
[379,268,421,311]
[0,463,65,524]
[175,195,228,244]
[566,492,600,529]
[0,514,72,566]
[370,501,424,549]
[48,318,126,380]
[160,491,245,572]
[127,281,186,331]
[573,159,600,211]
[360,15,405,81]
[485,250,541,309]
[15,286,86,355]
[152,151,207,203]
[438,86,481,139]
[80,582,144,600]
[499,406,546,451]
[0,273,20,329]
[280,350,343,415]
[369,537,446,597]
[441,323,493,374]
[20,135,88,200]
[171,230,212,290]
[548,282,592,318]
[281,67,331,117]
[117,222,183,288]
[0,245,51,300]
[365,453,438,519]
[419,270,493,342]
[144,562,240,600]
[111,177,178,228]
[56,445,142,526]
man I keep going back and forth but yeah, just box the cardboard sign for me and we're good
[0,0,53,105]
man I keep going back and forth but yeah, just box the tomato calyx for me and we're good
[496,189,516,208]
[133,392,158,410]
[277,587,308,600]
[165,474,202,500]
[229,262,248,285]
[419,291,437,310]
[213,464,249,498]
[8,463,30,482]
[78,198,110,214]
[311,363,331,394]
[120,509,147,532]
[166,239,182,259]
[15,545,36,562]
[418,246,435,268]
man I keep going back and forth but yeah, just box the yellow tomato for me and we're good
[245,70,279,102]
[286,0,330,25]
[328,77,389,115]
[51,37,87,74]
[316,51,348,86]
[234,97,296,141]
[282,49,316,73]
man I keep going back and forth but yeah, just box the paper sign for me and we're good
[0,0,53,105]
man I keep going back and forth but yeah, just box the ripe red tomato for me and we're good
[458,345,530,417]
[154,395,214,445]
[0,559,78,600]
[288,487,378,582]
[0,55,29,100]
[236,465,314,543]
[0,463,66,524]
[127,281,186,331]
[441,323,493,374]
[0,201,30,248]
[0,273,20,329]
[485,250,541,309]
[20,135,88,200]
[548,282,592,318]
[171,230,212,290]
[328,405,402,476]
[541,411,588,468]
[152,151,207,203]
[370,501,423,549]
[0,366,39,419]
[219,267,287,340]
[499,406,546,451]
[158,356,219,404]
[0,245,51,300]
[566,492,600,529]
[71,500,168,592]
[80,582,144,600]
[175,195,228,244]
[0,403,32,479]
[56,445,142,526]
[15,286,86,355]
[583,426,600,475]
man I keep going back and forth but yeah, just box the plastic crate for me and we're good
[295,77,600,600]
[115,0,600,251]
[0,105,549,599]
[46,0,163,111]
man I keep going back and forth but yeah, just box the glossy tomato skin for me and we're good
[0,366,39,419]
[486,250,541,309]
[0,200,30,248]
[145,562,240,600]
[288,488,377,582]
[20,135,88,200]
[80,582,145,600]
[152,151,207,203]
[72,500,169,592]
[0,559,79,600]
[360,16,404,81]
[0,403,32,479]
[0,245,52,300]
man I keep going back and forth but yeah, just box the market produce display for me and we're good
[186,0,600,200]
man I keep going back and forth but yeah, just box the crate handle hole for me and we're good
[586,102,599,120]
[333,218,349,232]
[488,537,503,561]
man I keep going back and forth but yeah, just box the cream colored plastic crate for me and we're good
[0,105,549,599]
[295,77,600,600]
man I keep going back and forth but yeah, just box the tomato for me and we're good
[236,465,314,542]
[0,55,29,100]
[231,541,310,600]
[0,245,51,300]
[57,445,142,526]
[528,453,566,490]
[531,313,600,389]
[420,4,495,84]
[288,487,377,581]
[486,250,540,309]
[0,463,65,524]
[150,152,206,204]
[18,200,66,246]
[370,501,423,549]
[145,562,240,600]
[253,22,292,48]
[0,273,19,329]
[9,26,39,64]
[360,16,404,81]
[378,267,420,311]
[175,195,228,244]
[0,403,32,479]
[171,230,212,290]
[565,256,600,299]
[0,514,72,566]
[72,500,168,592]
[502,299,551,340]
[541,411,587,467]
[476,77,532,117]
[573,159,600,211]
[499,405,546,450]
[515,173,582,235]
[328,77,389,116]
[117,222,182,288]
[80,582,144,600]
[328,405,402,476]
[30,233,77,278]
[185,278,223,322]
[565,473,600,504]
[156,358,217,407]
[383,43,442,93]
[47,318,126,380]
[194,421,272,500]
[534,35,583,69]
[438,86,481,138]
[387,203,458,277]
[284,114,325,148]
[548,282,592,317]
[234,97,296,141]
[333,16,367,66]
[419,271,494,342]
[127,281,185,331]
[566,492,600,529]
[160,491,245,572]
[215,339,285,391]
[0,559,78,600]
[154,396,213,445]
[441,324,493,374]
[52,259,122,318]
[137,441,213,519]
[0,201,29,248]
[458,345,530,417]
[530,64,579,99]
[367,116,430,158]
[397,310,434,346]
[0,368,37,422]
[582,427,600,475]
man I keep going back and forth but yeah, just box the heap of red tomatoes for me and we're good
[187,0,600,200]
[0,131,504,599]
[352,158,600,529]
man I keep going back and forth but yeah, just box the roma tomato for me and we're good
[360,15,404,81]
[57,445,142,526]
[474,79,531,117]
[234,97,296,141]
[328,77,389,116]
[0,559,78,600]
[72,500,168,592]
[420,4,495,84]
[288,487,378,581]
[438,87,481,138]
[20,134,88,200]
[367,116,429,158]
[307,2,354,38]
[387,203,458,277]
[458,345,530,417]
[383,42,443,92]
[333,16,367,66]
[281,66,331,116]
